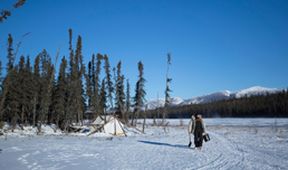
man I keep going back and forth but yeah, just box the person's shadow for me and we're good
[138,140,189,149]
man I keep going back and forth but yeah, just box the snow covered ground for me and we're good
[1,118,288,170]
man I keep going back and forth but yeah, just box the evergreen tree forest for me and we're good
[0,30,287,133]
[147,90,288,118]
[0,29,146,131]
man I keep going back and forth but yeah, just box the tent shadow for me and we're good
[138,140,188,149]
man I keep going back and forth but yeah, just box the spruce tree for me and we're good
[84,54,96,119]
[52,56,68,129]
[24,56,34,125]
[86,60,93,107]
[32,54,41,126]
[132,61,146,126]
[0,34,15,124]
[67,31,85,126]
[7,67,20,131]
[17,56,30,124]
[7,34,14,71]
[26,56,31,72]
[89,54,102,118]
[74,35,85,124]
[163,53,172,123]
[95,54,102,114]
[91,54,96,95]
[38,50,54,131]
[100,79,107,118]
[104,55,114,109]
[66,29,76,129]
[68,28,74,71]
[115,61,125,120]
[125,79,131,123]
[18,56,30,124]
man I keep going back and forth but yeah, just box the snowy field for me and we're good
[1,118,288,170]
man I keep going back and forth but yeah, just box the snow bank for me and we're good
[2,118,288,139]
[1,119,288,170]
[0,123,146,138]
[0,124,63,138]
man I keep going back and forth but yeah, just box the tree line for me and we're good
[146,90,288,118]
[0,29,146,131]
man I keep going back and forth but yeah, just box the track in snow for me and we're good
[1,122,288,170]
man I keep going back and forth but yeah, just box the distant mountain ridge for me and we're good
[145,86,281,110]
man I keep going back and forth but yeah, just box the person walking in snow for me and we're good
[193,114,206,150]
[188,114,195,147]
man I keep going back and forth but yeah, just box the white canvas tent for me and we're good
[92,115,113,126]
[90,115,126,136]
[104,116,126,136]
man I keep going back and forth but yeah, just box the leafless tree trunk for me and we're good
[142,107,147,133]
[32,96,37,126]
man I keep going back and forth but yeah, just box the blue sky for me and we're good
[0,0,288,100]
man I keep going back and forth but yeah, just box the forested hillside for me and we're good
[147,91,288,118]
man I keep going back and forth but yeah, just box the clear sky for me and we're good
[0,0,288,100]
